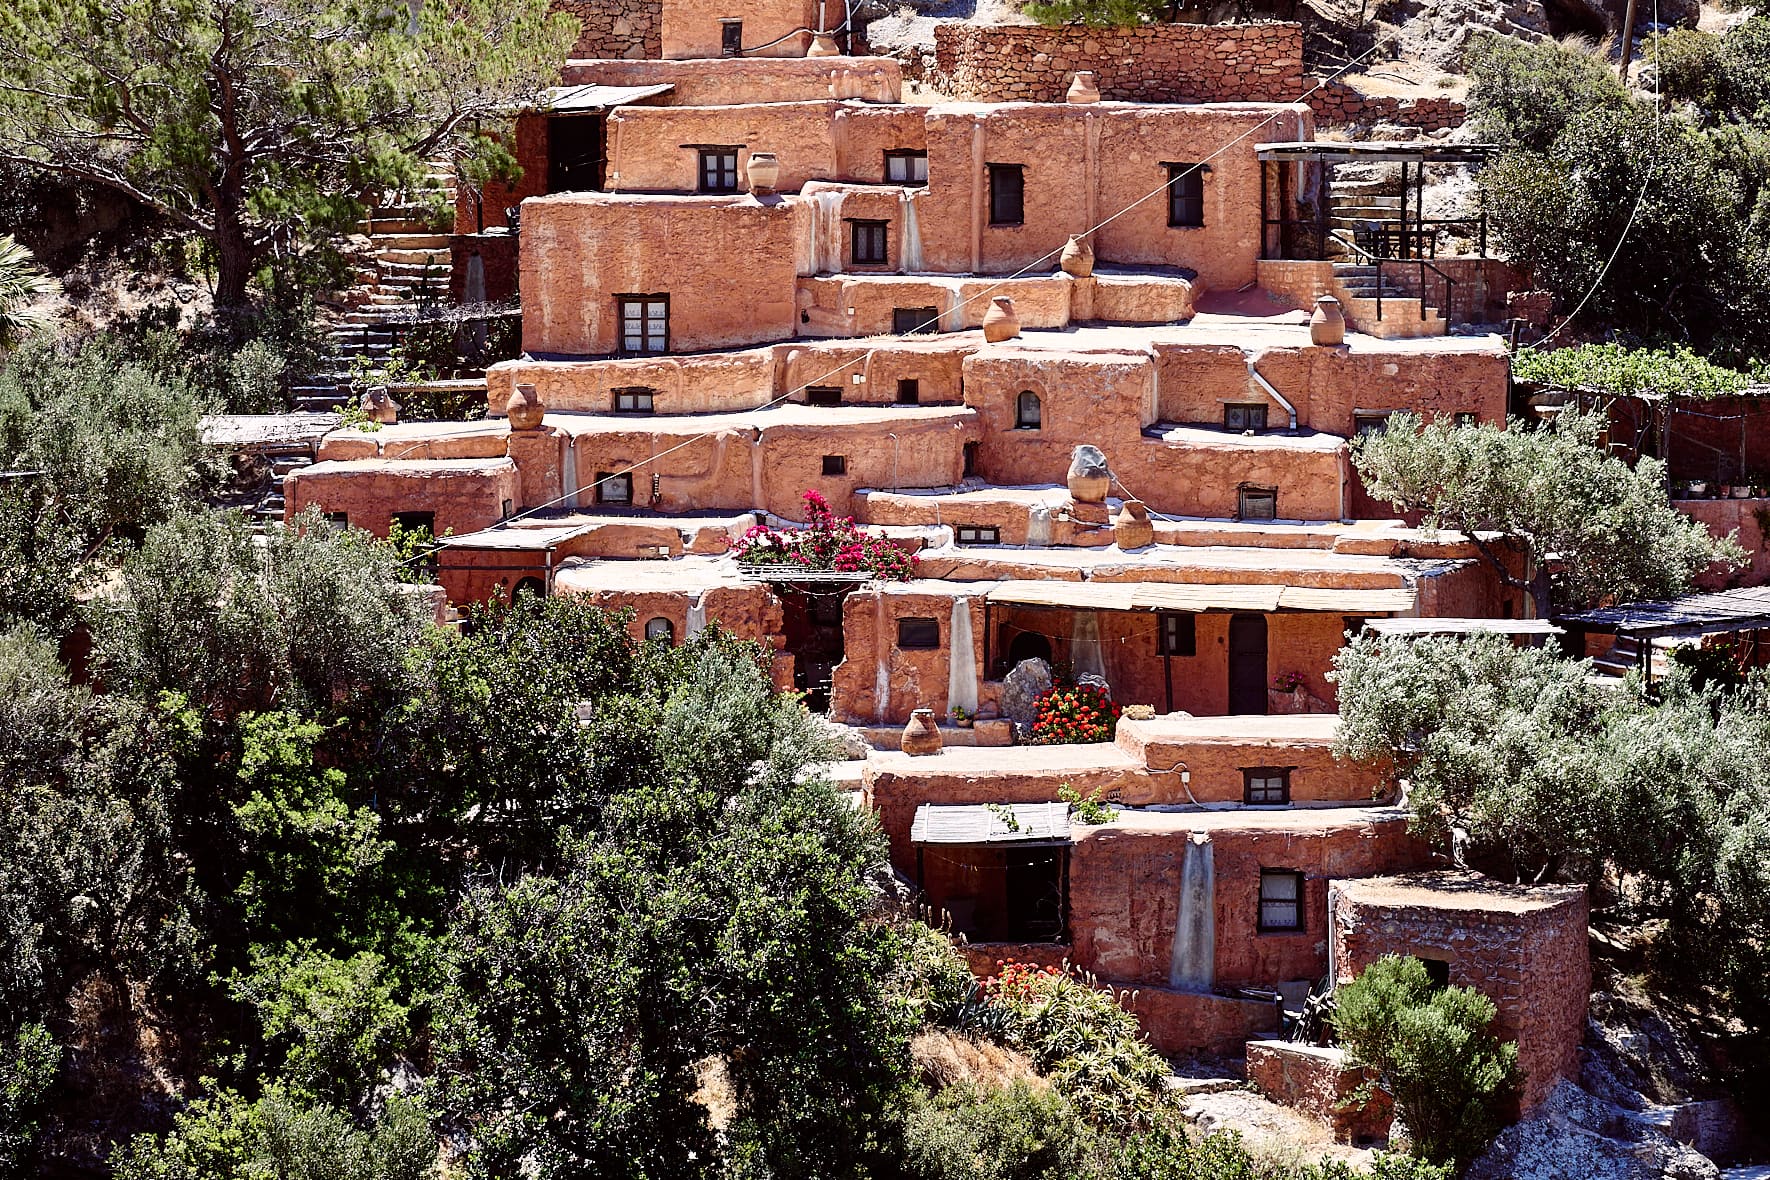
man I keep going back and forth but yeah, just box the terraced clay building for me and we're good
[283,0,1587,1113]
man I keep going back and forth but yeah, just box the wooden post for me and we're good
[1618,0,1639,83]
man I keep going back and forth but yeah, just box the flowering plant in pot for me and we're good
[731,489,918,580]
[1028,682,1121,744]
[1272,670,1306,693]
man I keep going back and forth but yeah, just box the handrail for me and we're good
[1374,257,1457,327]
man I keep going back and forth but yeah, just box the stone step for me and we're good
[271,456,313,476]
[377,248,452,266]
[370,232,450,250]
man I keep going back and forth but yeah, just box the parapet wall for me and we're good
[552,0,660,59]
[930,22,1306,104]
[1306,79,1465,132]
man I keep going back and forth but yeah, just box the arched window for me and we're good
[644,617,675,644]
[513,576,545,599]
[1015,390,1041,429]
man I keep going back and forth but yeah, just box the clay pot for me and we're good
[505,382,545,431]
[807,31,841,57]
[901,708,943,756]
[982,296,1021,342]
[1066,71,1101,103]
[1113,499,1155,549]
[1309,295,1346,347]
[746,152,780,195]
[1060,234,1094,278]
[1067,444,1111,504]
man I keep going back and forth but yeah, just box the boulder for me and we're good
[999,658,1054,728]
[1467,1081,1720,1180]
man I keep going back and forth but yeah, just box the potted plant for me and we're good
[949,705,975,729]
[1269,671,1311,714]
[1686,478,1710,499]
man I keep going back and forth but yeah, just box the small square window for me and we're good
[699,148,739,194]
[822,454,847,476]
[1354,412,1393,439]
[1159,612,1196,657]
[1343,615,1368,641]
[618,296,669,355]
[1238,487,1277,521]
[613,387,655,413]
[896,378,921,405]
[806,386,842,407]
[1015,390,1042,430]
[325,511,350,530]
[1224,403,1267,432]
[1165,162,1205,228]
[391,510,435,535]
[885,149,928,184]
[893,307,938,335]
[1258,869,1304,932]
[1243,767,1291,805]
[955,525,999,545]
[897,617,941,649]
[1453,411,1479,427]
[644,616,675,643]
[720,19,742,56]
[596,472,633,504]
[851,219,889,266]
[1422,958,1452,989]
[988,163,1024,226]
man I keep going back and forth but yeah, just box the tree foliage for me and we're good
[0,0,574,307]
[1352,410,1740,617]
[0,235,56,350]
[1512,342,1754,399]
[1333,956,1518,1168]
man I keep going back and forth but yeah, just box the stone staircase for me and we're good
[1590,634,1678,680]
[1330,261,1444,337]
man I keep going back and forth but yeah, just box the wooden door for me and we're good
[1228,613,1268,715]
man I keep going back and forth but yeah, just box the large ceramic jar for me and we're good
[506,382,545,431]
[1067,444,1111,503]
[1066,71,1101,103]
[901,708,943,756]
[982,296,1021,342]
[1114,499,1154,549]
[1309,295,1346,347]
[746,152,781,195]
[1060,234,1095,278]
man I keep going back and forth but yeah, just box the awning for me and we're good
[527,83,674,114]
[1255,141,1499,165]
[911,802,1072,846]
[985,580,1416,615]
[1558,586,1770,640]
[1363,617,1562,637]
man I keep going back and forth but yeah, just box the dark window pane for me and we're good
[596,472,632,504]
[989,164,1024,225]
[898,617,940,648]
[699,149,739,193]
[893,307,938,335]
[1016,390,1041,429]
[851,220,889,265]
[806,386,842,407]
[1239,488,1277,521]
[645,616,675,643]
[1167,163,1204,228]
[896,378,921,404]
[1159,612,1196,656]
[822,454,847,475]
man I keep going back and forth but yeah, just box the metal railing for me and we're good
[1375,258,1456,326]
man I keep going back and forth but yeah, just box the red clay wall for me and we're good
[660,0,818,59]
[559,56,904,106]
[1246,1040,1394,1144]
[1330,875,1589,1114]
[284,459,517,539]
[554,0,660,59]
[1680,497,1770,588]
[929,22,1305,105]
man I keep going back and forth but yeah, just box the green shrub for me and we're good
[900,1082,1091,1180]
[0,1024,57,1179]
[1332,956,1518,1167]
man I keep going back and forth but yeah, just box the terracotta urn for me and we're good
[360,386,400,426]
[808,31,841,57]
[1060,234,1094,278]
[982,296,1021,342]
[505,382,545,431]
[1309,295,1346,347]
[1067,444,1111,504]
[1066,71,1101,103]
[1113,498,1155,549]
[746,152,780,195]
[901,707,943,756]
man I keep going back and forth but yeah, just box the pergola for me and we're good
[1558,586,1770,680]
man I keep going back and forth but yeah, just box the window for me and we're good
[1422,958,1451,989]
[1342,615,1368,641]
[893,307,938,335]
[1015,390,1042,430]
[392,510,434,536]
[1224,403,1267,432]
[1243,767,1292,805]
[963,441,979,477]
[898,617,941,649]
[698,148,740,193]
[1258,869,1304,932]
[645,616,675,643]
[501,498,513,519]
[896,378,921,405]
[885,149,928,184]
[612,387,655,413]
[806,385,842,407]
[988,163,1024,225]
[1453,411,1479,427]
[596,472,632,504]
[720,19,742,56]
[822,454,847,476]
[1159,612,1196,657]
[1165,162,1205,228]
[955,525,1000,545]
[810,594,845,626]
[1238,486,1277,521]
[1354,412,1392,439]
[850,219,889,265]
[618,296,668,354]
[325,511,349,530]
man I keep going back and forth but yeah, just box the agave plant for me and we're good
[0,234,58,350]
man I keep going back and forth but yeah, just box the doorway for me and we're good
[1228,612,1268,714]
[779,584,849,713]
[547,114,604,193]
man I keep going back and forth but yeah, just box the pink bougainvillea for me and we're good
[730,490,918,581]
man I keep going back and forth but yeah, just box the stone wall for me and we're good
[552,0,660,59]
[929,22,1306,105]
[1246,1040,1394,1144]
[1306,79,1466,132]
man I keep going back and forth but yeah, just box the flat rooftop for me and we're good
[1102,801,1412,836]
[1335,871,1586,914]
[543,403,975,436]
[1119,712,1341,746]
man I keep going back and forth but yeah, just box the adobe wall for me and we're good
[660,0,818,59]
[1679,497,1770,588]
[1069,814,1431,990]
[1115,717,1379,804]
[560,56,903,105]
[461,115,551,233]
[1330,872,1589,1113]
[284,459,518,539]
[929,23,1305,105]
[520,192,801,355]
[1130,985,1282,1055]
[1246,1041,1394,1144]
[553,0,660,59]
[918,102,1307,292]
[607,103,926,193]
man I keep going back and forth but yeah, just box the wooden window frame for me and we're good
[897,616,941,649]
[1238,485,1277,522]
[720,19,743,57]
[849,219,890,266]
[612,386,655,414]
[1015,389,1042,430]
[988,163,1024,226]
[955,525,1000,545]
[1224,402,1267,432]
[1158,612,1196,657]
[893,306,938,335]
[1258,869,1305,932]
[1164,162,1207,228]
[822,454,847,476]
[885,149,928,184]
[698,147,740,194]
[1242,767,1292,806]
[1354,411,1393,439]
[595,471,633,505]
[616,295,669,355]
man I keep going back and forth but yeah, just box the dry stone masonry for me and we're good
[552,0,661,59]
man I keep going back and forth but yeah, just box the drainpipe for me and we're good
[1246,358,1298,433]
